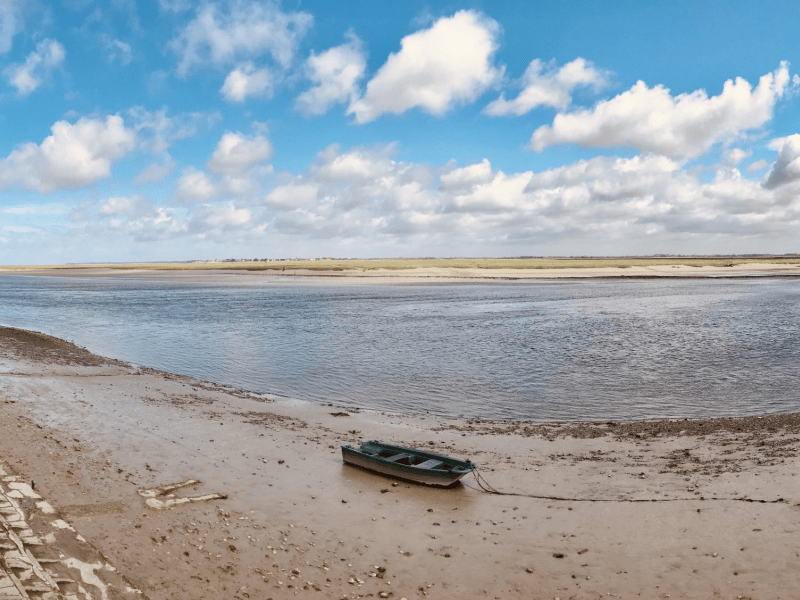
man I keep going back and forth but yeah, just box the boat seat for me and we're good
[385,453,412,463]
[415,459,444,470]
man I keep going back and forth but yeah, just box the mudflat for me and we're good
[0,325,798,599]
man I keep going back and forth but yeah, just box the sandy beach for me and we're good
[0,325,799,599]
[4,262,800,284]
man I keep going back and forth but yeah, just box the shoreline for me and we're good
[4,325,798,426]
[1,326,799,599]
[3,262,800,282]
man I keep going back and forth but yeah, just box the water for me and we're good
[1,274,798,421]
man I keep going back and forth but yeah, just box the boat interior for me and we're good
[360,444,450,470]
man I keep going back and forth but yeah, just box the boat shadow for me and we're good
[340,462,476,503]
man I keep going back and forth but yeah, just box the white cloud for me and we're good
[5,39,66,96]
[0,1,21,54]
[762,134,800,189]
[747,158,770,173]
[174,167,220,203]
[439,158,493,190]
[347,10,502,123]
[0,203,68,216]
[531,63,792,159]
[312,144,400,182]
[295,31,366,116]
[77,143,800,252]
[220,62,273,102]
[264,146,797,247]
[485,58,607,116]
[120,206,187,243]
[172,130,270,203]
[722,148,751,166]
[447,168,534,213]
[206,132,273,176]
[128,107,220,153]
[190,203,251,230]
[158,0,192,12]
[101,35,132,65]
[134,155,177,184]
[0,115,136,194]
[264,183,319,209]
[173,166,259,204]
[169,0,313,76]
[99,195,155,218]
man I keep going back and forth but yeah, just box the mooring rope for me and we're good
[467,467,790,504]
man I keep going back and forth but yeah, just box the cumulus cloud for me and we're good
[281,147,797,245]
[439,158,493,190]
[220,63,273,102]
[531,63,792,159]
[5,39,66,96]
[169,0,313,76]
[174,167,220,203]
[173,166,259,204]
[99,195,155,218]
[311,143,402,182]
[207,132,273,176]
[762,134,800,189]
[172,130,271,203]
[89,142,800,252]
[127,208,187,242]
[347,10,502,123]
[295,31,366,116]
[190,202,251,231]
[96,201,188,242]
[0,115,136,194]
[485,58,607,116]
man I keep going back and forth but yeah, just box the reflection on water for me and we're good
[0,275,798,421]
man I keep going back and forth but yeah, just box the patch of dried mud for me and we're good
[234,410,307,431]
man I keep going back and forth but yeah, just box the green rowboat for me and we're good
[341,440,475,487]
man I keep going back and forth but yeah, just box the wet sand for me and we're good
[0,326,799,599]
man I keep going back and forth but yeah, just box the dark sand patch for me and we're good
[0,326,126,368]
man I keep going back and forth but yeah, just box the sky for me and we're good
[1,0,800,263]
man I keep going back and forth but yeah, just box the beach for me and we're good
[4,262,800,283]
[1,325,799,600]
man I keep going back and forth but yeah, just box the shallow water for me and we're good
[0,274,798,421]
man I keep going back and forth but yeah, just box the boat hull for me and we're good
[341,441,474,487]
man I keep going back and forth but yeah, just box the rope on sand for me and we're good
[466,467,790,504]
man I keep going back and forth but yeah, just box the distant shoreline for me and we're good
[2,260,800,281]
[2,255,800,274]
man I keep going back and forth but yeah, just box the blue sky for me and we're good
[1,0,800,263]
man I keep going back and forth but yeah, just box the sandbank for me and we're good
[3,261,800,283]
[0,326,798,599]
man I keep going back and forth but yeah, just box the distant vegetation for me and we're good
[3,256,800,272]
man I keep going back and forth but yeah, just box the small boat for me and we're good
[341,440,475,487]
